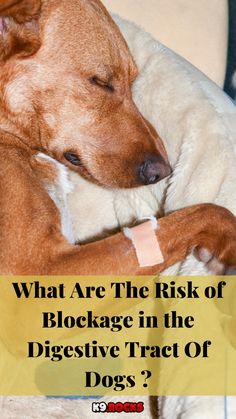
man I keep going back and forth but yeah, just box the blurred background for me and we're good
[103,0,236,101]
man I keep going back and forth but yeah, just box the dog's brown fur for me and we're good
[0,0,235,276]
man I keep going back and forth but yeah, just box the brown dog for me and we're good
[0,0,235,276]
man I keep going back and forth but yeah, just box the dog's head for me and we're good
[0,0,171,188]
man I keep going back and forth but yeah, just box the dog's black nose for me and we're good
[139,157,172,185]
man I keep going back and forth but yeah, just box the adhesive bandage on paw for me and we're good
[123,217,164,267]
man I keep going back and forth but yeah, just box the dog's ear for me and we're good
[0,0,41,61]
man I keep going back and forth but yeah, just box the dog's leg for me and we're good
[42,204,236,275]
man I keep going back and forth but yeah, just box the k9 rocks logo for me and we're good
[92,401,144,413]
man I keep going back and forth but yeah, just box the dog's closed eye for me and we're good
[89,76,114,93]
